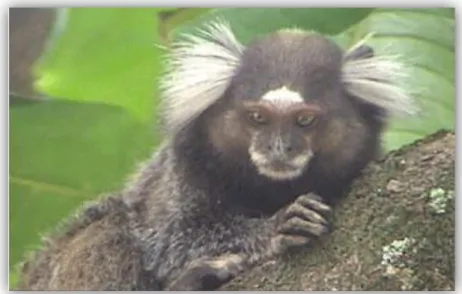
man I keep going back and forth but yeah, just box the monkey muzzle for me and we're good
[250,143,313,181]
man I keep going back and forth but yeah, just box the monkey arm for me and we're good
[159,193,332,291]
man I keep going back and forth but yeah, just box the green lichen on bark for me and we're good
[224,130,455,291]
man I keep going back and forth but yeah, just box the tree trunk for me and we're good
[223,130,455,291]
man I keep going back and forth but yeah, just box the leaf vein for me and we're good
[10,176,88,198]
[372,33,454,54]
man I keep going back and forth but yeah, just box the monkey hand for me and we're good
[165,253,247,291]
[272,193,332,252]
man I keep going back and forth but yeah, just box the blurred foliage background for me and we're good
[8,7,454,287]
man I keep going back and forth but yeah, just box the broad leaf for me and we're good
[177,8,373,44]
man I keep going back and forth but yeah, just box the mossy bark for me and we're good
[223,130,455,291]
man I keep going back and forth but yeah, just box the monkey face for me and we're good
[240,87,323,181]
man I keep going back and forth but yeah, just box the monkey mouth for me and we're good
[257,160,306,181]
[266,160,297,171]
[249,149,313,181]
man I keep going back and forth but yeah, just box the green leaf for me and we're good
[177,8,373,44]
[9,100,159,272]
[9,270,19,290]
[33,8,166,121]
[34,8,209,121]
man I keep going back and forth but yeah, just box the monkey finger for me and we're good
[296,193,332,215]
[278,216,329,237]
[284,202,328,225]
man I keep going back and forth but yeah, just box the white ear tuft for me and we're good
[159,19,244,134]
[342,41,418,117]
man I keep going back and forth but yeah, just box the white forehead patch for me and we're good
[261,86,304,107]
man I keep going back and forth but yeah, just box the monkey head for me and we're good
[216,31,351,180]
[160,20,417,181]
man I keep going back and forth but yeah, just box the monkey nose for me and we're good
[284,145,293,153]
[267,144,293,154]
[267,146,293,161]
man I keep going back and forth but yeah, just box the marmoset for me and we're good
[17,20,415,290]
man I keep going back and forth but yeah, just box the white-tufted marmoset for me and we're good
[17,20,415,290]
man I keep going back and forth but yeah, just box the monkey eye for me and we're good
[247,110,268,125]
[296,114,316,127]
